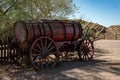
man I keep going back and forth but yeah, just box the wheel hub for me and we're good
[82,45,90,54]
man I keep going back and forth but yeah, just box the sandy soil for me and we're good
[0,40,120,80]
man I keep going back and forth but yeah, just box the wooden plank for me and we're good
[0,45,1,62]
[1,44,3,62]
[3,45,5,61]
[5,45,7,61]
[0,43,18,63]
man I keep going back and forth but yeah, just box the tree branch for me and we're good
[0,5,13,16]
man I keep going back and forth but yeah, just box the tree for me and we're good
[0,0,77,43]
[0,0,76,20]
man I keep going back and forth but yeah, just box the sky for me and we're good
[72,0,120,27]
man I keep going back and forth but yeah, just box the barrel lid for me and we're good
[13,21,27,43]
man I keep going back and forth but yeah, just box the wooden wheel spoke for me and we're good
[87,42,90,46]
[88,53,92,58]
[87,52,93,58]
[88,46,92,49]
[32,53,42,56]
[80,43,84,48]
[32,48,41,53]
[32,55,38,62]
[83,54,85,60]
[87,40,90,44]
[84,40,86,43]
[82,47,87,52]
[37,43,42,51]
[84,40,88,44]
[86,53,89,59]
[40,39,44,50]
[88,54,93,59]
[46,42,53,50]
[83,46,87,50]
[81,52,84,57]
[84,55,87,60]
[89,49,94,52]
[88,46,94,52]
[46,46,55,54]
[85,54,89,60]
[88,51,93,55]
[44,39,48,50]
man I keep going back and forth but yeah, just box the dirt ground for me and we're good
[0,40,120,80]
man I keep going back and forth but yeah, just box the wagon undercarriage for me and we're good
[23,36,94,70]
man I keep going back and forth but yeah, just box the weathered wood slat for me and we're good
[0,43,17,63]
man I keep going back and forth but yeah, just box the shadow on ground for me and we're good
[0,58,120,80]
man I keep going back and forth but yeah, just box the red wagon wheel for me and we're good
[78,39,94,61]
[30,36,59,70]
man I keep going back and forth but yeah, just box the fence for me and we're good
[115,34,120,40]
[0,43,17,63]
[104,34,120,40]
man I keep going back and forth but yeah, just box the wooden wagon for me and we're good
[9,20,94,70]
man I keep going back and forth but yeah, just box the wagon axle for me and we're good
[81,45,91,54]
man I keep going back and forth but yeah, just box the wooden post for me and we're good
[115,34,117,40]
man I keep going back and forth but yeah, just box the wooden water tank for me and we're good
[13,20,82,44]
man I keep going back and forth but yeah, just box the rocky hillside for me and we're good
[105,25,120,40]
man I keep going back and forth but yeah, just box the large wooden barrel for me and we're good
[13,20,82,44]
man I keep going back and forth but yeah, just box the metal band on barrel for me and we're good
[47,22,53,38]
[22,21,28,42]
[37,22,42,37]
[61,21,66,40]
[78,23,82,38]
[72,22,76,40]
[42,22,46,36]
[31,23,36,41]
